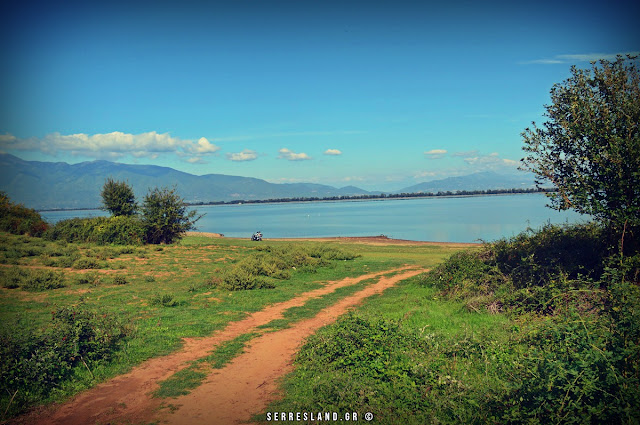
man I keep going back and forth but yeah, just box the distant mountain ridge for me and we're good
[0,154,370,210]
[0,154,537,210]
[396,171,536,194]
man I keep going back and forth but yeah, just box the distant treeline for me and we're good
[190,187,555,206]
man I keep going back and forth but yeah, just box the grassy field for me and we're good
[0,231,464,421]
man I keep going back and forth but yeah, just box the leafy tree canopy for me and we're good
[141,186,201,244]
[101,178,137,217]
[521,55,640,245]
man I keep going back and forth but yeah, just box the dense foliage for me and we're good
[0,191,48,237]
[0,304,129,418]
[141,186,201,244]
[423,224,640,423]
[100,178,137,216]
[521,56,640,252]
[44,216,144,245]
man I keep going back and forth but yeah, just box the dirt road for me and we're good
[15,267,425,425]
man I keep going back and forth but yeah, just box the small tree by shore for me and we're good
[141,186,202,244]
[520,55,640,254]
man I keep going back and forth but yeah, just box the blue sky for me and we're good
[1,0,638,191]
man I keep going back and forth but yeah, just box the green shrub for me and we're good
[0,304,129,417]
[44,216,143,245]
[496,294,640,424]
[42,254,79,268]
[0,192,49,237]
[93,215,144,245]
[21,269,66,291]
[218,267,273,291]
[113,275,128,285]
[74,272,102,286]
[492,222,608,288]
[72,257,104,269]
[150,293,179,307]
[43,217,101,243]
[419,248,507,300]
[1,267,65,291]
[1,267,22,289]
[417,222,640,423]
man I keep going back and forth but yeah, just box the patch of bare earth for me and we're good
[13,267,424,425]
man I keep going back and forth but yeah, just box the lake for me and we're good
[39,193,588,243]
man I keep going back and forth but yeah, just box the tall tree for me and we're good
[100,178,137,216]
[520,55,640,249]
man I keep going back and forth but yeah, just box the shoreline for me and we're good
[185,232,481,247]
[36,190,550,212]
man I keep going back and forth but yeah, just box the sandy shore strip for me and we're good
[186,231,481,247]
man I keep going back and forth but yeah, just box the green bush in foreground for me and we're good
[0,304,130,417]
[418,223,640,424]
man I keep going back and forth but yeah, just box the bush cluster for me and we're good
[44,216,144,245]
[0,304,129,417]
[0,192,48,237]
[1,267,66,291]
[215,244,359,291]
[418,222,640,423]
[150,293,178,307]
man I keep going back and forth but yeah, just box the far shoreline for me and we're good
[36,189,551,212]
[185,232,482,247]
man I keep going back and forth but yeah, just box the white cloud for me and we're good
[227,149,258,162]
[424,149,447,159]
[521,51,640,65]
[278,148,312,161]
[324,149,342,156]
[0,131,220,161]
[191,137,221,154]
[454,151,519,169]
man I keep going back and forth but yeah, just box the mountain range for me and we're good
[0,153,536,210]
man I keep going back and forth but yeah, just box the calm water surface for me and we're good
[40,193,588,243]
